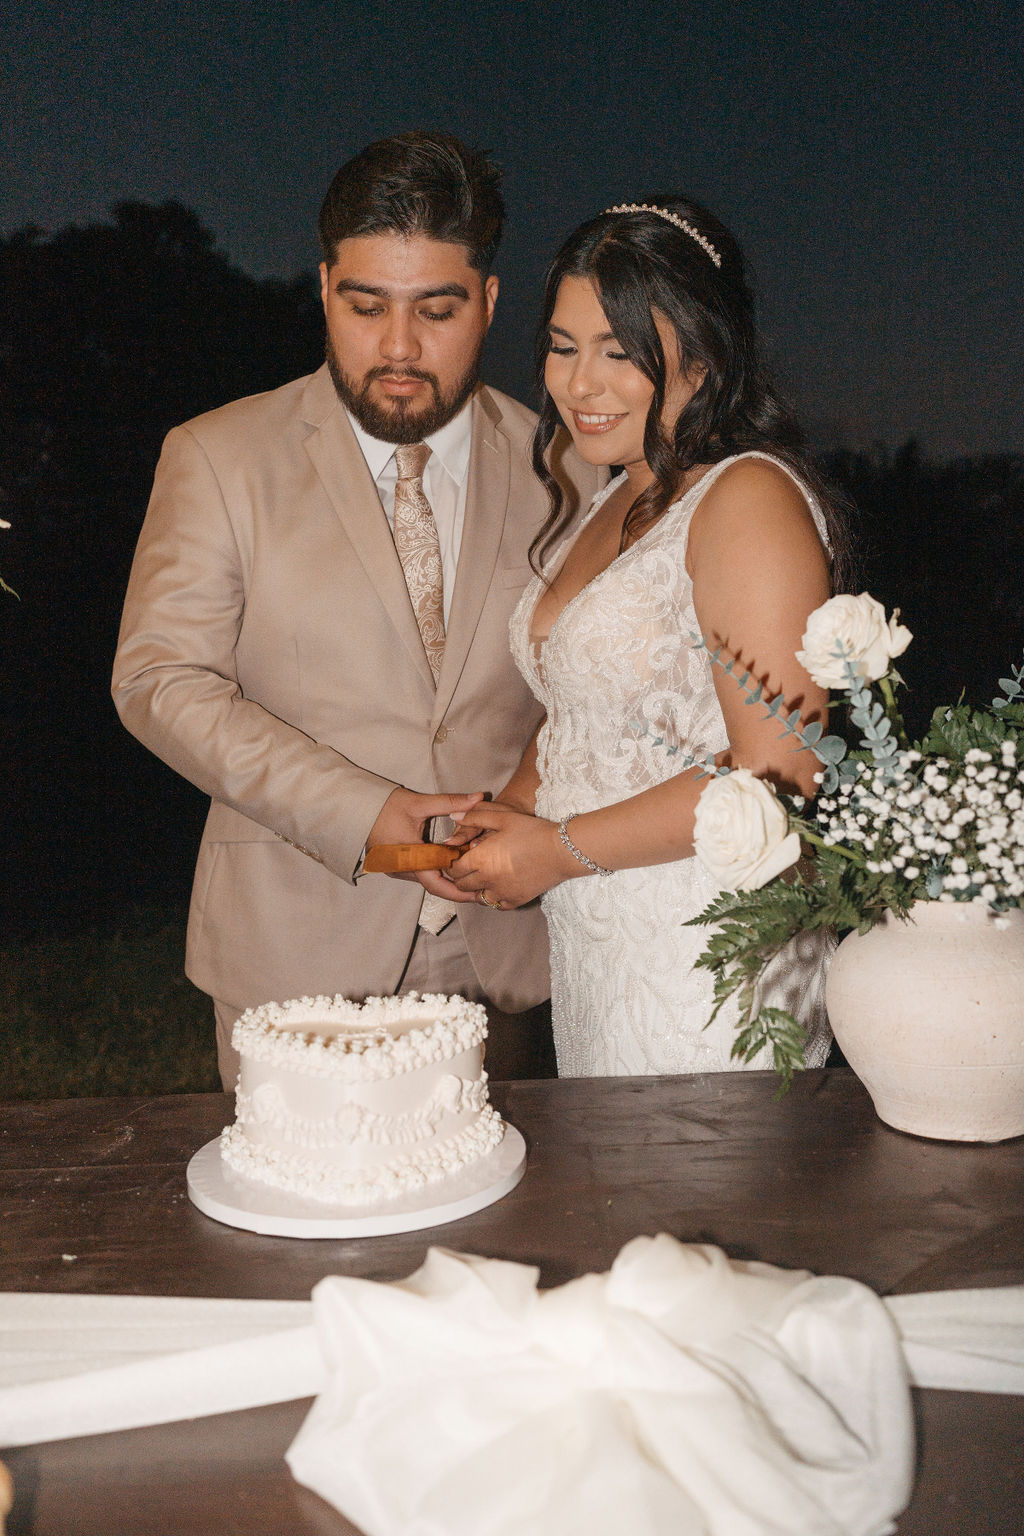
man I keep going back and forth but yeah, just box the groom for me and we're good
[113,131,600,1087]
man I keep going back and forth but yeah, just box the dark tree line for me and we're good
[822,442,1024,736]
[1,202,1021,938]
[0,203,323,937]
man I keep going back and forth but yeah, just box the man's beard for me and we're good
[326,338,480,443]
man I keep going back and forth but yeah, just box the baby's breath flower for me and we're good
[686,597,1024,1085]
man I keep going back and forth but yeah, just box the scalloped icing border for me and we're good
[220,1104,505,1206]
[230,992,488,1082]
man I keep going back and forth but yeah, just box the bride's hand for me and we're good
[447,803,576,909]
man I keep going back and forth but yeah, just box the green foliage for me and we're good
[732,1009,808,1094]
[0,905,219,1100]
[924,696,1024,757]
[687,844,919,1088]
[993,657,1024,712]
[691,634,848,788]
[685,632,1024,1089]
[845,664,902,779]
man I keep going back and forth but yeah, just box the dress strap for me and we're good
[679,453,828,545]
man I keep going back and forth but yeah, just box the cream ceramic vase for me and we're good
[825,901,1024,1142]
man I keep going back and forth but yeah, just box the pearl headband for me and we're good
[603,202,722,268]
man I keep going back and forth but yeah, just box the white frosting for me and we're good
[221,1105,505,1206]
[222,993,505,1206]
[230,992,488,1080]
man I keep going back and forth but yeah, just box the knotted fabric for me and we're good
[286,1238,917,1535]
[2,1239,1024,1535]
[394,442,445,684]
[393,442,455,934]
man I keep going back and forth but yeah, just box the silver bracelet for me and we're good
[558,815,613,876]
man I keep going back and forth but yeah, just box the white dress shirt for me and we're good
[347,399,473,627]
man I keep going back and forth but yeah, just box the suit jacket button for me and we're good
[434,725,449,744]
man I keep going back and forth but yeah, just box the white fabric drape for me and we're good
[0,1293,321,1441]
[1,1237,1022,1536]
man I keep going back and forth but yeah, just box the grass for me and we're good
[0,904,220,1100]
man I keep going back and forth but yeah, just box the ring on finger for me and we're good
[480,891,502,910]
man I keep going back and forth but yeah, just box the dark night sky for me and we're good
[3,0,1021,457]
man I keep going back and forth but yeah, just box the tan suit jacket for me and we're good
[113,365,601,1012]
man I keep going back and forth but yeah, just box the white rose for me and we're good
[795,592,912,690]
[694,768,801,892]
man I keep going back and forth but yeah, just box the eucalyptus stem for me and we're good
[800,829,864,866]
[878,674,909,747]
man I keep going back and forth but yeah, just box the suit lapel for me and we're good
[435,387,510,719]
[301,368,435,692]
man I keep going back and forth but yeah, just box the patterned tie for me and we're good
[394,442,445,683]
[392,442,456,935]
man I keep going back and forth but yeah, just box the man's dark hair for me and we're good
[318,131,505,272]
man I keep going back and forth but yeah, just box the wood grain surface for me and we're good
[2,1071,1022,1534]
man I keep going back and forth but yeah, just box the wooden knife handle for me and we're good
[363,842,461,873]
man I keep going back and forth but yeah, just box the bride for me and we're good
[447,197,847,1076]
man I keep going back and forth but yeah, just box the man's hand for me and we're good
[366,787,485,900]
[366,787,486,847]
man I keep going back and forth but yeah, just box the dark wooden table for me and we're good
[1,1070,1022,1535]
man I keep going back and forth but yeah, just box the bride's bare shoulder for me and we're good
[688,455,822,568]
[700,454,810,512]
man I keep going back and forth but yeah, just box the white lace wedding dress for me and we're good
[509,453,832,1076]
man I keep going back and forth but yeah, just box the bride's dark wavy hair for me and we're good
[530,196,851,584]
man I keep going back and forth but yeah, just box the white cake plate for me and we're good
[186,1124,527,1238]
